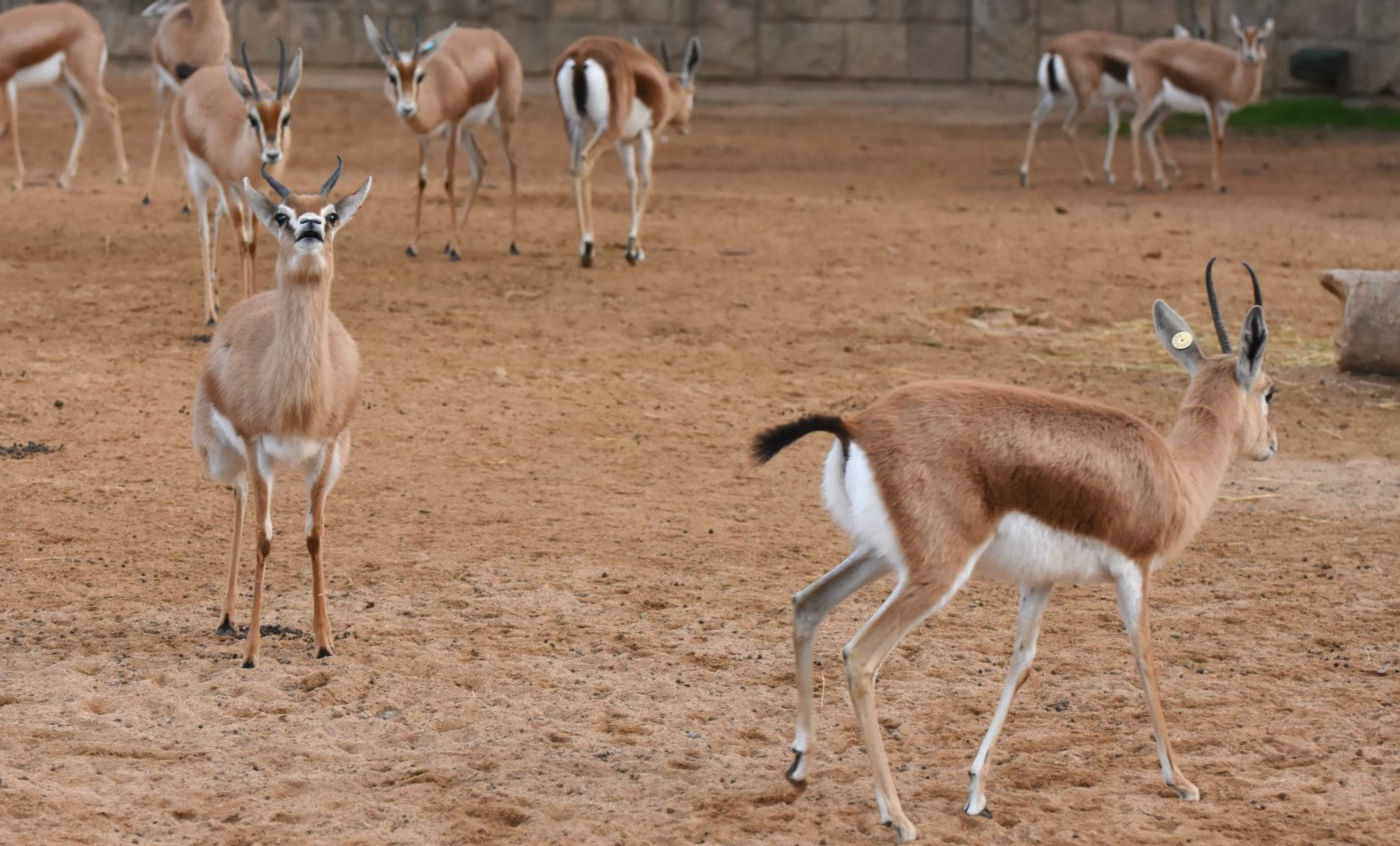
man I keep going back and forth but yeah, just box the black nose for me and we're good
[265,151,281,163]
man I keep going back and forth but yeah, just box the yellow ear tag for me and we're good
[1171,331,1193,350]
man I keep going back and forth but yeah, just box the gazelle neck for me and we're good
[1163,392,1238,554]
[1229,55,1265,105]
[268,251,335,430]
[189,0,226,24]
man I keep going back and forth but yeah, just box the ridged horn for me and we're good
[240,41,260,101]
[318,156,344,196]
[261,163,290,199]
[1204,257,1232,354]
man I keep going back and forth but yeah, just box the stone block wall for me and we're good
[4,0,1394,93]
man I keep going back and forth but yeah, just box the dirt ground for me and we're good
[2,69,1398,846]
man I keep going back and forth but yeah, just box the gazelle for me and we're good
[362,16,522,261]
[0,1,129,190]
[754,261,1275,843]
[139,0,230,207]
[173,41,302,324]
[192,158,370,669]
[1130,15,1274,192]
[1020,24,1198,188]
[553,36,700,267]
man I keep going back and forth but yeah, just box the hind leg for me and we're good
[1019,91,1055,187]
[4,79,23,190]
[1102,100,1121,186]
[1059,93,1094,184]
[67,40,128,185]
[142,73,174,204]
[54,79,89,189]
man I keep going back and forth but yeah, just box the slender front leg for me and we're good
[449,129,487,257]
[442,120,462,261]
[1060,92,1094,184]
[789,547,889,786]
[1156,125,1182,178]
[1019,91,1055,187]
[243,443,274,669]
[1209,105,1227,193]
[616,139,641,264]
[493,117,519,254]
[94,85,129,186]
[5,80,23,191]
[965,583,1053,818]
[407,135,428,257]
[189,175,218,325]
[143,76,172,205]
[1113,564,1199,801]
[1145,109,1171,190]
[217,480,247,635]
[304,435,346,658]
[1102,100,1121,186]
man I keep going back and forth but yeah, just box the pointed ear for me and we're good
[224,55,255,100]
[243,178,279,234]
[1153,300,1205,375]
[682,36,701,86]
[1259,18,1274,39]
[1230,14,1245,40]
[363,16,392,63]
[281,48,304,99]
[1236,305,1268,389]
[420,24,455,60]
[333,177,372,225]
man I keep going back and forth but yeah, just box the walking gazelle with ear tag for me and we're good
[173,39,303,324]
[362,16,522,261]
[0,2,130,190]
[193,158,370,669]
[553,35,700,267]
[754,260,1274,843]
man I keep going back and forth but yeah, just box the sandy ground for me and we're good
[2,70,1399,846]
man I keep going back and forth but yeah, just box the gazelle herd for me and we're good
[5,1,1312,843]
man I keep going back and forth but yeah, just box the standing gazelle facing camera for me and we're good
[553,36,700,267]
[754,260,1275,843]
[192,158,370,669]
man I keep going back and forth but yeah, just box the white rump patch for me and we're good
[554,59,579,125]
[259,434,324,474]
[975,512,1128,585]
[822,442,906,572]
[581,59,609,127]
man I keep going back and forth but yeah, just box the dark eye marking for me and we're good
[326,212,339,226]
[281,113,291,127]
[248,115,258,129]
[1264,387,1276,404]
[274,212,289,227]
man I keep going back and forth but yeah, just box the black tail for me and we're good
[1044,53,1060,93]
[751,414,850,465]
[572,61,588,120]
[175,62,197,82]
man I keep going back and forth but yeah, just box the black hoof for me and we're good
[1217,186,1228,194]
[508,242,519,256]
[448,248,461,262]
[216,618,236,637]
[784,752,806,787]
[405,245,418,258]
[241,658,256,670]
[141,195,151,206]
[977,807,993,819]
[443,242,451,254]
[1019,172,1028,187]
[625,251,638,266]
[316,647,332,659]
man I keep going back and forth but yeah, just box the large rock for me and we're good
[1319,269,1400,376]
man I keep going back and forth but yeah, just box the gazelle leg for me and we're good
[142,76,173,205]
[54,79,88,189]
[965,583,1054,818]
[842,537,990,844]
[1145,108,1171,189]
[1102,100,1121,186]
[242,443,274,669]
[491,114,519,255]
[1130,97,1158,189]
[66,37,127,185]
[449,128,487,257]
[789,547,890,786]
[1019,91,1055,187]
[305,437,344,659]
[1060,93,1094,184]
[187,167,218,325]
[1209,106,1227,194]
[5,79,23,191]
[1113,563,1199,802]
[1156,125,1182,177]
[217,480,247,635]
[442,120,463,261]
[570,123,607,267]
[407,135,429,257]
[617,138,642,264]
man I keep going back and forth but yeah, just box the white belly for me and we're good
[461,89,499,129]
[1098,74,1133,102]
[259,434,324,472]
[974,512,1126,585]
[621,97,653,139]
[12,53,65,89]
[1161,78,1210,115]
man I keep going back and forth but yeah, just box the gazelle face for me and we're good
[385,57,427,118]
[1231,15,1274,65]
[245,163,373,273]
[670,36,701,136]
[246,100,293,164]
[1240,369,1278,461]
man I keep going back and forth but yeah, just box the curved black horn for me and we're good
[240,41,260,101]
[1243,261,1262,309]
[1204,257,1232,354]
[383,17,399,56]
[318,156,344,196]
[660,41,672,72]
[412,16,422,59]
[275,37,286,99]
[261,163,290,199]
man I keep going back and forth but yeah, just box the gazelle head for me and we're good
[1154,259,1276,461]
[660,37,701,135]
[363,16,455,120]
[1230,14,1274,65]
[224,40,303,165]
[245,158,372,274]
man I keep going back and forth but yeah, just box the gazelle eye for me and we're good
[248,115,258,129]
[281,113,291,127]
[274,213,289,227]
[1265,387,1275,404]
[415,70,425,81]
[326,212,339,226]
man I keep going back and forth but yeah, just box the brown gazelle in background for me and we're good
[139,0,230,207]
[173,40,302,324]
[362,16,522,261]
[0,1,129,190]
[192,158,370,669]
[753,261,1275,843]
[1130,14,1274,192]
[552,35,700,267]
